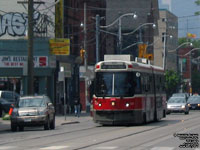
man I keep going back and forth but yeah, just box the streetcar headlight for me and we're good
[98,103,102,107]
[198,104,200,107]
[181,105,185,109]
[111,102,115,106]
[188,104,191,107]
[125,103,130,107]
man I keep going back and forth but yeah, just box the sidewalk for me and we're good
[0,112,92,132]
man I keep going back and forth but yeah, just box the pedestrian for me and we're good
[74,97,80,117]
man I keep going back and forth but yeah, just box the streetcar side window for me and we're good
[134,74,141,94]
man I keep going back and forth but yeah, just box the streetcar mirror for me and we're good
[136,72,140,77]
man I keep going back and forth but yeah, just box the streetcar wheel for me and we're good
[143,113,146,124]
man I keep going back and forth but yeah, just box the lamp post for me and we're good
[123,23,156,36]
[99,13,137,54]
[97,19,157,56]
[168,42,193,92]
[163,34,173,70]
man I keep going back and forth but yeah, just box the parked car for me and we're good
[0,98,12,117]
[166,96,189,115]
[187,95,200,110]
[0,90,20,104]
[10,95,55,131]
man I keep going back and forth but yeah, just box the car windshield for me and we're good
[18,98,46,108]
[172,93,186,97]
[188,96,200,103]
[168,97,186,103]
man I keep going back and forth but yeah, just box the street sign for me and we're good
[49,38,70,55]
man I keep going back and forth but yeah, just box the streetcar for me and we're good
[91,55,166,125]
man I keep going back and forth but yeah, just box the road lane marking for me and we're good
[95,147,118,149]
[40,146,69,149]
[0,146,15,150]
[150,147,175,150]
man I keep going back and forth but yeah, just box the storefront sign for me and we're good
[0,56,48,68]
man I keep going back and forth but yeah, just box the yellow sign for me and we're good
[138,44,147,58]
[49,39,70,55]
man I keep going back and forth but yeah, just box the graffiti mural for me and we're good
[0,0,55,39]
[0,12,41,37]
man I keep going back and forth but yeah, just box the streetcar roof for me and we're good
[95,60,164,73]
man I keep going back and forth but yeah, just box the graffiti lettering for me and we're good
[0,11,40,37]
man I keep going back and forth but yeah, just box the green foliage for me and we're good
[195,0,200,5]
[179,38,200,55]
[195,0,200,15]
[2,114,10,120]
[165,70,180,97]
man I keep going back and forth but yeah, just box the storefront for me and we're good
[0,38,56,101]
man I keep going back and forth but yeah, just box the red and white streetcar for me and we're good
[91,55,166,125]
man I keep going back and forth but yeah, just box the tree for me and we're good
[165,70,180,98]
[195,0,200,15]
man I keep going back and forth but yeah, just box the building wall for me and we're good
[0,0,55,39]
[105,0,159,57]
[154,9,178,71]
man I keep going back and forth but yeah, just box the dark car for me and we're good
[10,95,55,131]
[0,91,20,117]
[0,98,12,117]
[0,90,20,103]
[187,96,200,110]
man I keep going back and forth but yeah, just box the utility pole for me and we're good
[27,0,34,95]
[18,0,44,95]
[96,14,100,63]
[118,18,122,54]
[83,2,88,112]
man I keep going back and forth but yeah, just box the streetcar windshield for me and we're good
[95,72,137,97]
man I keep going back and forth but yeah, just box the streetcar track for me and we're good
[71,114,200,150]
[0,113,199,149]
[129,119,200,149]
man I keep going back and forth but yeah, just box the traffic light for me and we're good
[138,44,147,58]
[80,49,85,62]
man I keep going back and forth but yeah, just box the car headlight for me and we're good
[167,105,171,108]
[38,110,46,115]
[181,105,185,109]
[198,104,200,107]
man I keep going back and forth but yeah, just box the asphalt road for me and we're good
[0,111,200,150]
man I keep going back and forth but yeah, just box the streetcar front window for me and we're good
[95,72,136,97]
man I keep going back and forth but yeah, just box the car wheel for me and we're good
[44,117,50,130]
[19,126,24,131]
[11,123,17,132]
[50,115,55,130]
[1,109,5,117]
[185,111,189,115]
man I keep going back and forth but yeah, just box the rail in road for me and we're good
[0,111,200,150]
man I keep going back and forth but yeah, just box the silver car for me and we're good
[10,95,55,131]
[166,97,189,115]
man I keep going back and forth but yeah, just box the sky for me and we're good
[159,0,200,38]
